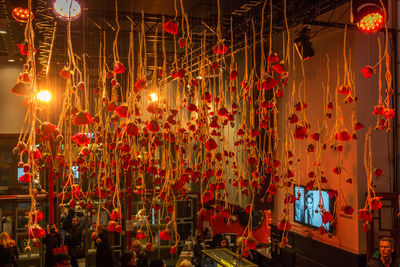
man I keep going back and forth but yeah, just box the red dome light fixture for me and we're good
[12,7,33,23]
[352,0,388,34]
[53,0,82,21]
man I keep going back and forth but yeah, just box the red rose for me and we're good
[370,197,382,210]
[163,20,178,34]
[213,43,228,55]
[361,66,374,78]
[73,111,92,126]
[267,53,279,63]
[114,62,126,74]
[159,229,171,241]
[230,70,239,80]
[272,63,286,74]
[294,125,307,140]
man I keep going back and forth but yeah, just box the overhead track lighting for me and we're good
[53,0,82,21]
[352,0,388,33]
[294,25,315,61]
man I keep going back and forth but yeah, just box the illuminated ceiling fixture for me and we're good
[352,0,388,34]
[37,90,51,102]
[294,25,314,61]
[149,93,158,102]
[12,7,33,23]
[53,0,82,21]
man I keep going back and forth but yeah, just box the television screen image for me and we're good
[294,185,333,231]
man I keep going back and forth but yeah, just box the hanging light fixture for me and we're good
[352,0,388,34]
[53,0,82,21]
[12,7,33,23]
[294,25,315,61]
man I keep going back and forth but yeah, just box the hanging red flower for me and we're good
[125,122,139,136]
[310,133,320,141]
[72,133,90,146]
[146,119,160,133]
[272,63,286,74]
[374,168,383,176]
[383,108,395,119]
[289,114,298,124]
[29,225,46,238]
[188,103,198,113]
[278,219,292,232]
[60,67,70,79]
[276,89,284,98]
[295,102,308,111]
[354,122,364,131]
[163,20,178,34]
[336,130,352,141]
[178,38,186,48]
[370,197,382,210]
[306,180,314,190]
[267,53,279,63]
[257,78,278,90]
[338,85,350,95]
[361,66,374,78]
[293,125,307,140]
[230,70,239,80]
[246,156,257,165]
[217,107,229,117]
[358,209,372,222]
[212,62,218,70]
[205,138,218,151]
[11,82,28,96]
[159,229,171,241]
[333,167,341,175]
[111,209,123,220]
[342,206,354,215]
[115,105,129,118]
[213,43,228,55]
[19,173,33,183]
[17,42,36,56]
[134,79,147,92]
[177,69,186,78]
[328,189,337,199]
[170,246,177,254]
[114,62,126,74]
[321,211,333,225]
[372,105,385,115]
[363,222,370,232]
[267,184,277,195]
[202,191,214,202]
[245,236,257,250]
[73,111,92,126]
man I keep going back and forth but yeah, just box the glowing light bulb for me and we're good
[53,0,82,21]
[358,12,384,34]
[149,93,158,102]
[37,90,51,102]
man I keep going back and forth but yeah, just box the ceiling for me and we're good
[0,0,350,79]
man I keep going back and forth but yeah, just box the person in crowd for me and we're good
[193,232,205,267]
[304,191,314,225]
[93,225,113,267]
[149,258,166,267]
[219,237,228,249]
[131,239,148,267]
[120,251,137,267]
[179,259,193,267]
[53,253,72,267]
[43,224,63,267]
[64,216,83,267]
[367,237,400,267]
[0,232,18,267]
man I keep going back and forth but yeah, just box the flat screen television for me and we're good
[294,185,335,232]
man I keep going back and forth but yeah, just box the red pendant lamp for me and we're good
[352,0,388,34]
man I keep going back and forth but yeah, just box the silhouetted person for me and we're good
[64,217,83,267]
[131,239,148,267]
[121,251,137,267]
[43,224,63,267]
[93,225,114,267]
[0,232,18,267]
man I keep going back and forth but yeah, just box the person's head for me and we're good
[379,237,395,259]
[149,258,166,267]
[0,232,15,248]
[120,251,137,267]
[131,239,143,254]
[50,224,57,233]
[72,217,79,227]
[306,192,313,211]
[179,259,193,267]
[53,253,71,267]
[219,238,228,248]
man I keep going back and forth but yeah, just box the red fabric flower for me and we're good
[373,105,385,115]
[276,89,284,98]
[40,122,57,137]
[60,67,70,79]
[338,85,350,95]
[213,43,228,55]
[289,114,298,124]
[336,130,351,141]
[115,105,129,118]
[293,125,307,140]
[354,122,364,131]
[321,211,333,225]
[177,69,186,78]
[358,209,372,222]
[11,82,28,96]
[310,133,320,141]
[363,222,371,232]
[361,66,374,78]
[370,197,382,210]
[328,189,337,199]
[17,42,36,55]
[257,78,279,90]
[383,108,395,119]
[159,229,171,241]
[178,38,186,48]
[230,70,239,80]
[163,20,178,34]
[188,103,198,113]
[136,231,146,240]
[342,206,354,215]
[267,53,279,63]
[72,133,90,146]
[146,120,160,133]
[333,167,341,175]
[306,180,314,190]
[202,191,214,202]
[134,79,147,92]
[245,236,257,250]
[374,168,383,176]
[267,184,277,195]
[125,122,139,136]
[272,63,286,74]
[29,225,46,238]
[278,220,292,232]
[170,246,177,254]
[114,62,126,74]
[73,111,92,126]
[295,102,308,111]
[19,173,33,183]
[205,138,218,151]
[111,209,123,220]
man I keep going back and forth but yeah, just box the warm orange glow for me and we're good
[149,93,158,102]
[12,7,33,23]
[358,12,384,34]
[37,90,51,103]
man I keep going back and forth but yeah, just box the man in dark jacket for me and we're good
[43,224,63,267]
[94,225,114,267]
[65,217,83,267]
[367,237,400,267]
